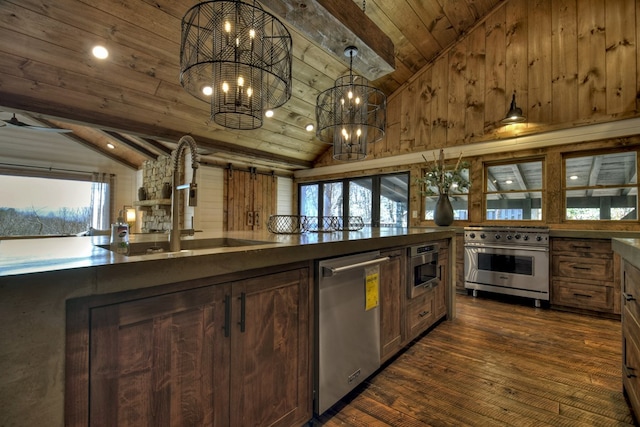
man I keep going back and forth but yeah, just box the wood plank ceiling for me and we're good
[0,0,504,173]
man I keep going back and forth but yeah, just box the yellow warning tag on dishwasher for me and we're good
[364,265,379,311]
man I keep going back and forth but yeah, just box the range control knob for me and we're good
[536,236,543,241]
[469,233,476,239]
[495,234,501,240]
[507,235,513,240]
[523,235,529,241]
[514,234,521,239]
[480,233,486,239]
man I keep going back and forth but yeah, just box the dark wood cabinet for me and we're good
[403,239,448,343]
[229,269,312,427]
[68,266,312,427]
[89,284,230,426]
[551,238,620,316]
[622,259,640,420]
[379,248,404,362]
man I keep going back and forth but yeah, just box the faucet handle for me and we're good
[188,183,198,207]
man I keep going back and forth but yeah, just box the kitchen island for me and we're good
[0,227,455,427]
[612,238,640,422]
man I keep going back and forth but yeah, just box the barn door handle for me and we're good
[623,292,636,301]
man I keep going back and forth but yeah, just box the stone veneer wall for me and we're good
[139,155,173,232]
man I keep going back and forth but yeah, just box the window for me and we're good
[485,159,543,221]
[423,167,470,221]
[0,173,111,237]
[299,172,408,229]
[564,150,638,221]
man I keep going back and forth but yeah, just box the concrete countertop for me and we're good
[612,238,640,269]
[0,227,455,295]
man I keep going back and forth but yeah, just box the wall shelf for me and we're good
[134,199,171,209]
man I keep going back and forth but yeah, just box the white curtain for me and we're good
[91,173,112,230]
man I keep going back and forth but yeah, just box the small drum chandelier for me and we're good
[180,1,293,130]
[315,46,386,161]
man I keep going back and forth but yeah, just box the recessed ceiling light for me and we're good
[570,175,578,180]
[202,86,213,96]
[265,110,274,118]
[505,180,513,184]
[305,123,314,132]
[107,143,115,149]
[92,45,109,59]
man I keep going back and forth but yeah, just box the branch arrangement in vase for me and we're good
[416,149,471,195]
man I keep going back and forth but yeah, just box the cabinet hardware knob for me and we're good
[623,292,636,302]
[418,310,430,318]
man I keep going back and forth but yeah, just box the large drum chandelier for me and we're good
[315,46,386,161]
[180,1,293,130]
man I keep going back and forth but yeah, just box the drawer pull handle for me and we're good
[223,295,231,338]
[570,245,592,250]
[418,310,430,318]
[238,292,246,333]
[572,266,591,270]
[573,293,592,298]
[624,365,636,378]
[623,292,636,302]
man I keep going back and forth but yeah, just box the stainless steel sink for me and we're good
[97,238,272,256]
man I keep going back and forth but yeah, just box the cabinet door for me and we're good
[434,252,448,320]
[89,284,230,426]
[380,248,404,362]
[230,268,312,427]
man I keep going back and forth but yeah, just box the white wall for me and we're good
[277,176,293,215]
[190,166,224,232]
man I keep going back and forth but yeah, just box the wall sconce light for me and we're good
[124,206,136,230]
[501,92,526,124]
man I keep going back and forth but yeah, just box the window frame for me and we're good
[298,171,409,228]
[483,157,545,222]
[562,147,639,222]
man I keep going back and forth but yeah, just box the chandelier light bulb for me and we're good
[249,29,255,38]
[222,82,229,93]
[237,76,244,86]
[247,87,252,97]
[202,86,213,96]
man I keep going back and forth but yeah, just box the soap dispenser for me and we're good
[110,211,130,255]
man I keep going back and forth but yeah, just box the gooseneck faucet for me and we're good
[169,135,200,252]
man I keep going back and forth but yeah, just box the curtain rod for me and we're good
[0,162,113,178]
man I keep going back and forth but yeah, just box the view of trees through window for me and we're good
[299,173,408,229]
[0,175,106,236]
[564,151,638,221]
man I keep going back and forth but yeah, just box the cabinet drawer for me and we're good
[552,280,614,311]
[407,292,435,338]
[622,316,640,416]
[552,238,611,254]
[623,260,640,323]
[552,255,613,282]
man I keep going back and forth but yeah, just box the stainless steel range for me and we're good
[464,226,550,307]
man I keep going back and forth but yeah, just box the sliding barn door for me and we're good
[224,168,277,231]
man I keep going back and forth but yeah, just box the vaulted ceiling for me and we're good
[0,0,505,173]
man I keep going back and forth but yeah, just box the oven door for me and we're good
[408,250,440,299]
[464,244,549,298]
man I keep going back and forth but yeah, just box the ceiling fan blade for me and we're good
[2,113,72,133]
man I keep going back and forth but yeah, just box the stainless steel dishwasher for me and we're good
[315,251,390,415]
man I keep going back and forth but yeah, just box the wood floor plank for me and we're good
[314,295,637,427]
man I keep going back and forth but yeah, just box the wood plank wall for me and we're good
[315,0,640,167]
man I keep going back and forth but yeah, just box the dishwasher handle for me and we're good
[322,256,391,277]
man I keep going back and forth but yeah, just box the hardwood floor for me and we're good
[314,294,637,427]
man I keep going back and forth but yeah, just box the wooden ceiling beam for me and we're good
[260,0,395,80]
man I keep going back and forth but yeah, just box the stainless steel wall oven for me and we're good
[464,226,549,307]
[408,243,440,299]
